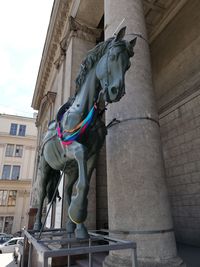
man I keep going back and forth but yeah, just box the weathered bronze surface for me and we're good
[34,27,136,239]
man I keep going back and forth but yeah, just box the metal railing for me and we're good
[23,228,137,267]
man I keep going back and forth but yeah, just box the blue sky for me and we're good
[0,0,54,117]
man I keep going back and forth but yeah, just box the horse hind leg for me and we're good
[34,189,45,231]
[33,157,52,231]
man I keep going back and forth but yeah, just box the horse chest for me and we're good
[43,137,69,170]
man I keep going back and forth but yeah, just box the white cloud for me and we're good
[0,0,53,117]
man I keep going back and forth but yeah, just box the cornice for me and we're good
[158,69,200,116]
[0,114,36,121]
[32,0,72,110]
[24,145,37,150]
[0,134,37,141]
[144,0,188,43]
[0,179,31,190]
[32,0,102,111]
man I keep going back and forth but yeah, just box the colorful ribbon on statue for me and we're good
[57,104,97,146]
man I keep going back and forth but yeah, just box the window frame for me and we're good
[15,145,23,157]
[11,165,20,180]
[7,190,17,206]
[10,123,18,135]
[0,190,8,206]
[5,144,14,157]
[2,165,11,180]
[0,217,4,232]
[4,216,14,234]
[18,125,26,136]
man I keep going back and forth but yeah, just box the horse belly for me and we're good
[43,138,66,170]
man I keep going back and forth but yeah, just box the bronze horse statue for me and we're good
[34,27,136,239]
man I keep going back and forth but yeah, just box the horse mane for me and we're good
[75,37,114,94]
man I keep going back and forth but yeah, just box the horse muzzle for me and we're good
[105,86,125,103]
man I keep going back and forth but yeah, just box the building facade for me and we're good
[31,0,200,266]
[0,114,37,234]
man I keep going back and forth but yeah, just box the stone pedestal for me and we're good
[104,0,184,266]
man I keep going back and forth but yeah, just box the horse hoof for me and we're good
[75,225,89,240]
[66,221,76,234]
[33,222,42,231]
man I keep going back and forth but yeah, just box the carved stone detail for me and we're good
[54,16,102,69]
[143,0,188,42]
[36,91,57,126]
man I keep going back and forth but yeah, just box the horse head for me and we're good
[96,27,137,103]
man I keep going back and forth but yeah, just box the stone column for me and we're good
[104,1,184,267]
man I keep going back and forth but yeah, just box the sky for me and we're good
[0,0,54,118]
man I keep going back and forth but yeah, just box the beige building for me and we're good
[30,0,200,266]
[0,114,37,234]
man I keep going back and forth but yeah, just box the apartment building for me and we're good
[0,114,37,234]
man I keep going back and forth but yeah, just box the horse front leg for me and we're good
[65,162,78,234]
[68,143,89,239]
[75,153,98,238]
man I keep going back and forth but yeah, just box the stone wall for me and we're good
[151,0,200,245]
[159,94,200,246]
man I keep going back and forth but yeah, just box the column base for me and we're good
[103,254,186,267]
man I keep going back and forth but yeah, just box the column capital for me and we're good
[54,16,102,69]
[68,16,102,41]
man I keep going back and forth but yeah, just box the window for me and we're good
[7,191,17,206]
[1,165,21,180]
[0,191,8,206]
[18,125,26,136]
[0,217,13,234]
[9,124,26,136]
[5,144,23,157]
[0,190,17,206]
[15,145,23,157]
[7,239,17,245]
[4,217,13,234]
[0,217,3,232]
[10,123,17,135]
[2,165,11,179]
[11,166,20,180]
[5,144,14,157]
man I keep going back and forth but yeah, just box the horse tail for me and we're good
[46,170,61,204]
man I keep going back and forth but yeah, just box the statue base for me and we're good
[103,254,186,267]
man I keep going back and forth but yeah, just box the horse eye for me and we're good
[109,54,115,61]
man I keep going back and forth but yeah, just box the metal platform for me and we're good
[23,228,137,267]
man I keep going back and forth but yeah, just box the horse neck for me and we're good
[73,67,98,113]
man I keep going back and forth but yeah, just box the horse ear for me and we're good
[114,26,126,42]
[130,37,137,48]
